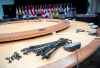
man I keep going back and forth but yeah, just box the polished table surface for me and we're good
[0,20,100,68]
[0,19,70,42]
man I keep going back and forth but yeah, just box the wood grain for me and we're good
[0,19,70,42]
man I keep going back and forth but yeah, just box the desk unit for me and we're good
[0,20,99,68]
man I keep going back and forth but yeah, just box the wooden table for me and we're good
[0,19,99,68]
[0,19,70,42]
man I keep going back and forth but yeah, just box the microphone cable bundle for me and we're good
[5,38,81,64]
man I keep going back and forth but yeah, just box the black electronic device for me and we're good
[21,38,70,59]
[64,42,81,52]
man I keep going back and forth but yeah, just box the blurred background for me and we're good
[0,0,99,26]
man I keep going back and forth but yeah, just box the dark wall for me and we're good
[15,0,89,14]
[3,5,16,18]
[70,0,89,14]
[96,0,100,13]
[15,0,68,5]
